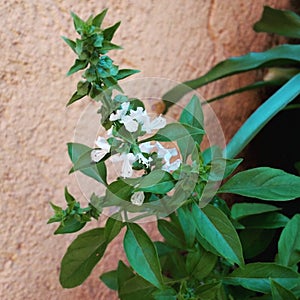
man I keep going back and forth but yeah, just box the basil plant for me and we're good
[48,9,300,299]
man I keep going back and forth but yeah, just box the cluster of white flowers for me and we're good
[90,101,182,206]
[109,102,166,133]
[139,141,181,172]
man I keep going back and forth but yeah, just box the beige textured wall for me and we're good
[1,0,289,299]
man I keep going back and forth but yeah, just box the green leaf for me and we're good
[136,170,175,194]
[60,228,107,288]
[100,270,118,291]
[61,36,76,53]
[104,215,123,243]
[54,215,86,234]
[119,273,157,300]
[239,229,276,259]
[92,9,108,27]
[195,281,225,299]
[103,21,121,41]
[239,212,289,229]
[124,223,164,289]
[67,143,107,185]
[219,167,300,200]
[225,73,300,158]
[231,203,280,220]
[208,158,243,181]
[153,288,177,300]
[67,59,88,76]
[277,214,300,268]
[142,123,204,143]
[206,80,280,103]
[100,41,122,52]
[162,45,300,112]
[191,203,244,266]
[117,260,135,290]
[177,206,196,248]
[224,263,300,294]
[178,95,204,160]
[157,219,186,249]
[116,69,140,80]
[67,91,85,106]
[186,246,217,280]
[179,95,204,129]
[254,6,300,39]
[271,279,298,300]
[70,11,85,34]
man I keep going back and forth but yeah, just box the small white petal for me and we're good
[109,102,130,121]
[130,191,145,206]
[120,153,136,178]
[121,102,130,112]
[150,115,166,130]
[139,142,154,153]
[95,137,111,151]
[91,149,107,162]
[121,115,139,132]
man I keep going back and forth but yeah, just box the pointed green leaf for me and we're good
[116,69,140,80]
[61,36,76,53]
[104,215,123,243]
[178,95,204,160]
[191,203,244,266]
[103,21,121,41]
[186,247,217,280]
[60,228,107,288]
[157,219,186,249]
[195,281,225,299]
[119,273,157,300]
[271,279,297,300]
[225,73,300,158]
[224,263,300,294]
[136,170,175,194]
[100,270,118,291]
[254,6,300,39]
[54,215,86,234]
[124,223,164,289]
[142,123,204,143]
[219,167,300,200]
[67,143,107,185]
[153,288,177,300]
[92,9,108,27]
[67,59,88,76]
[70,11,85,34]
[239,212,289,229]
[179,95,204,129]
[162,45,300,112]
[231,203,280,220]
[278,214,300,268]
[177,206,196,247]
[239,229,276,259]
[208,157,243,181]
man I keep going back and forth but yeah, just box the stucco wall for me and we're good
[1,0,289,299]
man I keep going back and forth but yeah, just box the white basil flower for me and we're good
[139,142,154,153]
[110,152,136,178]
[130,191,145,206]
[119,115,139,132]
[91,137,111,162]
[109,102,130,121]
